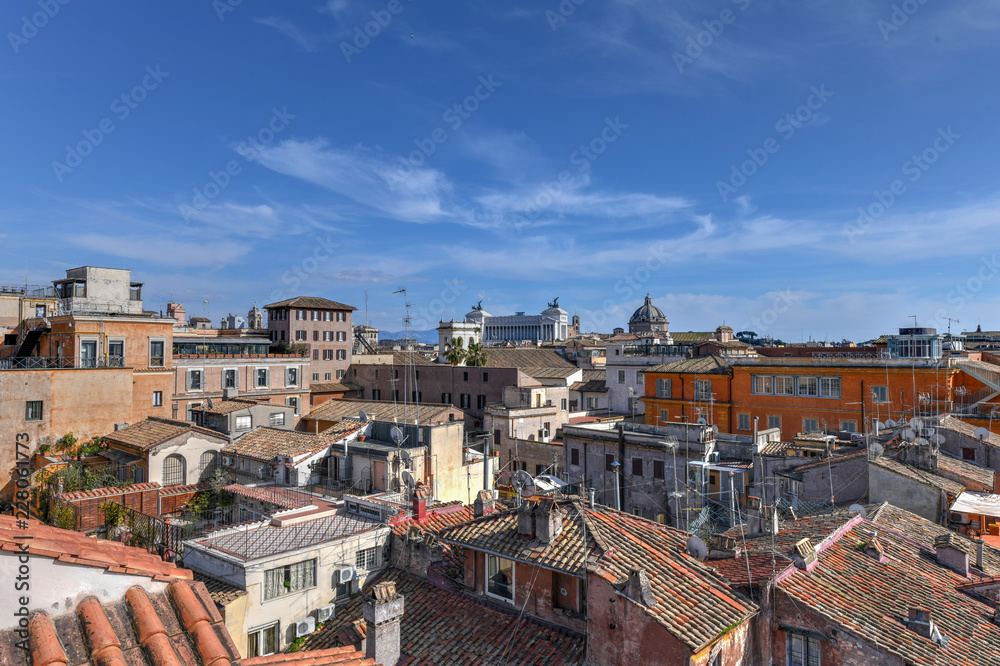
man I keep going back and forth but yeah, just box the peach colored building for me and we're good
[265,296,355,383]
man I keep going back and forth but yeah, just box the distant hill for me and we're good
[379,329,438,344]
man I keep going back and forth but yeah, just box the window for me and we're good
[337,369,346,379]
[605,454,615,471]
[286,397,299,415]
[324,350,333,360]
[312,349,319,361]
[660,409,670,423]
[486,555,514,601]
[313,373,320,381]
[752,375,773,394]
[535,464,544,475]
[256,368,268,388]
[483,371,489,382]
[337,311,346,322]
[326,373,332,381]
[571,448,580,466]
[336,350,346,360]
[356,547,378,570]
[463,371,469,381]
[108,340,124,366]
[286,367,298,386]
[264,559,316,599]
[224,369,237,389]
[295,330,306,341]
[412,391,423,403]
[653,460,665,480]
[632,458,643,477]
[872,385,888,403]
[803,418,819,433]
[618,370,626,384]
[269,412,285,426]
[236,415,251,430]
[962,447,976,461]
[247,624,278,658]
[187,370,203,391]
[313,330,319,341]
[477,395,486,409]
[840,421,856,433]
[797,377,819,397]
[636,371,643,384]
[561,398,567,411]
[738,413,750,430]
[774,376,795,395]
[25,400,43,421]
[153,391,162,407]
[768,415,781,430]
[441,392,452,403]
[656,378,671,398]
[163,454,185,486]
[460,394,471,408]
[324,311,331,322]
[372,389,381,400]
[338,331,347,341]
[819,377,841,398]
[693,380,711,400]
[149,340,165,367]
[787,632,821,666]
[198,451,219,481]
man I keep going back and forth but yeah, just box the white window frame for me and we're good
[485,554,515,603]
[356,546,378,570]
[797,376,819,397]
[774,376,795,395]
[247,623,279,658]
[786,631,821,666]
[149,338,166,368]
[187,369,204,392]
[286,366,299,387]
[872,385,888,403]
[263,559,316,600]
[819,376,841,398]
[656,378,671,399]
[752,375,773,395]
[255,368,269,388]
[235,415,252,431]
[269,412,285,426]
[153,391,162,407]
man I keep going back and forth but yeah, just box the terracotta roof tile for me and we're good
[222,427,334,461]
[60,482,161,502]
[389,503,476,538]
[191,572,248,607]
[647,355,732,374]
[245,646,376,665]
[870,456,965,496]
[222,483,315,508]
[104,417,227,452]
[937,452,995,489]
[300,570,586,664]
[483,348,576,369]
[264,296,357,310]
[192,397,272,415]
[302,398,459,427]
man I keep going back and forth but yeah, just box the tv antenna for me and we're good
[943,317,959,336]
[513,470,535,504]
[908,315,918,327]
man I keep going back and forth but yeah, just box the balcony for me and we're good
[0,356,127,370]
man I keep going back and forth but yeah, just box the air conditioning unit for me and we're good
[951,512,970,525]
[540,429,550,438]
[336,566,356,584]
[257,465,269,479]
[315,604,336,623]
[707,451,720,463]
[222,455,233,466]
[294,616,316,637]
[114,423,129,431]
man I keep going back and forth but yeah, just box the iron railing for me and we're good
[0,356,127,370]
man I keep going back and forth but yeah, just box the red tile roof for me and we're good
[298,570,586,664]
[389,502,475,538]
[223,483,315,508]
[937,452,995,489]
[245,647,376,665]
[222,427,333,461]
[60,482,161,501]
[0,515,191,582]
[104,417,228,451]
[264,296,357,310]
[192,397,272,415]
[870,456,965,496]
[439,498,757,652]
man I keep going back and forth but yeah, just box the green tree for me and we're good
[444,337,467,366]
[466,342,489,367]
[54,432,78,456]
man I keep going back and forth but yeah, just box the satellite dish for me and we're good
[870,442,884,458]
[514,470,536,497]
[914,437,930,446]
[884,419,897,428]
[359,410,369,423]
[875,421,885,432]
[901,428,916,442]
[697,416,708,425]
[207,398,214,409]
[848,504,868,519]
[711,425,719,434]
[909,417,923,430]
[401,449,412,464]
[931,433,946,445]
[974,427,991,441]
[401,469,415,490]
[686,535,708,560]
[391,426,404,445]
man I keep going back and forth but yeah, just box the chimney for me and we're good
[363,582,404,666]
[746,496,762,536]
[935,533,970,577]
[223,387,238,400]
[977,539,986,571]
[517,500,537,538]
[624,569,656,607]
[473,489,495,518]
[533,499,563,544]
[412,483,429,522]
[904,608,948,646]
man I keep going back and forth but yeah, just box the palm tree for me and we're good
[444,337,467,366]
[466,341,489,367]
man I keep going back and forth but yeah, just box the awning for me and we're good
[950,491,1000,517]
[101,448,143,464]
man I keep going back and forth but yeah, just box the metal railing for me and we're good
[0,356,126,370]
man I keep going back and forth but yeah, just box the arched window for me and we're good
[163,454,186,486]
[199,451,219,482]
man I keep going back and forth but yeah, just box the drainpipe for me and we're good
[611,462,621,511]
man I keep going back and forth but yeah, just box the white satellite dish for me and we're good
[848,504,867,518]
[514,470,536,497]
[206,398,214,410]
[914,437,930,447]
[359,410,369,423]
[686,535,708,560]
[711,425,719,434]
[401,469,415,490]
[909,417,924,430]
[974,427,991,441]
[884,419,897,428]
[901,428,916,442]
[390,426,404,445]
[401,449,412,464]
[870,442,884,458]
[931,433,946,445]
[696,416,708,425]
[875,421,885,432]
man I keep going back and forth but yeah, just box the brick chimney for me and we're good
[517,500,537,538]
[166,301,186,326]
[363,582,404,666]
[473,489,494,518]
[935,533,969,577]
[533,499,563,544]
[412,483,429,522]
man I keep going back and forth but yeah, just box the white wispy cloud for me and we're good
[255,17,321,52]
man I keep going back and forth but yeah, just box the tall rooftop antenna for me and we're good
[364,290,369,327]
[393,288,418,427]
[909,315,918,327]
[203,299,209,318]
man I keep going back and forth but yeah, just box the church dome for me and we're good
[630,294,667,324]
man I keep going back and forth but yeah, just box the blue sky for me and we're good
[2,1,999,341]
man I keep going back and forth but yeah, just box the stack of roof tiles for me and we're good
[299,570,586,665]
